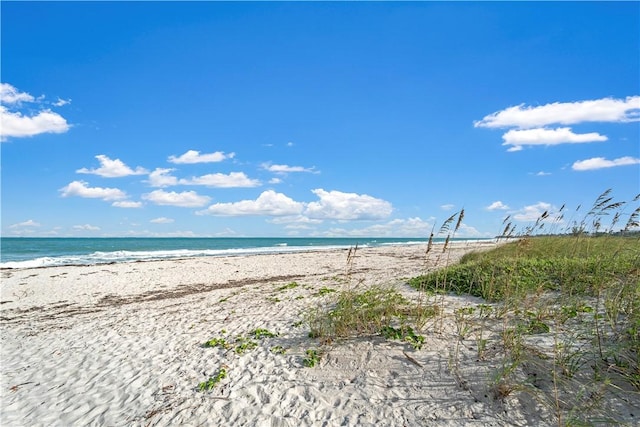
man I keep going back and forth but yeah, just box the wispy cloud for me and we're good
[53,98,71,107]
[150,217,175,224]
[311,217,487,238]
[72,224,100,231]
[0,83,70,141]
[475,96,640,129]
[142,190,211,207]
[512,202,562,223]
[168,150,235,164]
[268,215,323,226]
[77,155,148,177]
[197,190,304,216]
[9,219,41,229]
[572,156,640,171]
[60,180,127,201]
[502,127,607,152]
[486,201,509,211]
[179,172,261,188]
[535,171,552,176]
[440,204,455,211]
[262,163,318,174]
[112,201,143,208]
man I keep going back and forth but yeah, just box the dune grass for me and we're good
[409,235,639,302]
[306,285,436,344]
[405,190,640,425]
[304,189,639,425]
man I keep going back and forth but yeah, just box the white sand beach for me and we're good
[1,242,636,426]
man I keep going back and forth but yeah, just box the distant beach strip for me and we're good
[0,237,495,269]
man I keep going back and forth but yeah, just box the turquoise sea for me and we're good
[0,237,491,269]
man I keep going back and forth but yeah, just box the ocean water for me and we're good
[0,237,480,269]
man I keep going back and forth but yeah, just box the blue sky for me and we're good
[1,1,639,238]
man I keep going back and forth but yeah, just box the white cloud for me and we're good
[112,201,143,208]
[535,171,552,176]
[142,189,211,207]
[77,155,148,177]
[475,96,640,129]
[72,224,100,231]
[305,189,393,221]
[262,163,317,174]
[456,223,492,238]
[0,83,71,141]
[269,177,283,184]
[385,217,434,236]
[147,168,179,187]
[572,156,640,171]
[168,150,235,164]
[502,127,607,151]
[0,106,70,141]
[486,201,510,211]
[512,202,561,222]
[440,204,455,211]
[197,190,304,216]
[268,215,323,225]
[313,217,434,237]
[9,219,41,229]
[60,180,127,201]
[150,217,175,224]
[179,172,261,188]
[0,83,35,104]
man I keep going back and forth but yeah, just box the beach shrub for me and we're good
[307,285,437,341]
[198,367,227,391]
[250,328,278,339]
[380,325,425,350]
[276,282,299,291]
[203,337,231,349]
[302,349,321,367]
[314,286,337,296]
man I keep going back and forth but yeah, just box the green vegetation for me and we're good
[380,325,425,350]
[203,328,279,354]
[302,349,321,367]
[203,337,232,350]
[276,281,300,291]
[306,285,438,350]
[198,367,227,391]
[196,190,639,424]
[404,190,640,425]
[270,345,287,354]
[409,236,639,302]
[250,328,278,339]
[313,286,337,297]
[299,190,639,425]
[234,336,258,354]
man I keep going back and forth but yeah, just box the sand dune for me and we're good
[2,241,628,426]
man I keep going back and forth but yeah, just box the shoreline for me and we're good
[0,241,585,426]
[0,238,497,270]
